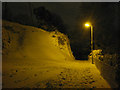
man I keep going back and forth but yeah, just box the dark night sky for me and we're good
[2,2,120,59]
[32,3,82,32]
[4,2,85,33]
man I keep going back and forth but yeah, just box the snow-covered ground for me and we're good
[3,60,110,88]
[2,21,110,88]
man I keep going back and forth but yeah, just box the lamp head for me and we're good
[85,22,91,27]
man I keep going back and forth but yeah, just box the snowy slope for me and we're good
[2,20,74,61]
[2,20,75,88]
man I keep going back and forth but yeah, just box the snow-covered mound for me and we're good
[2,20,75,88]
[2,20,74,61]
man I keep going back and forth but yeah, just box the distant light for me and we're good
[85,23,90,27]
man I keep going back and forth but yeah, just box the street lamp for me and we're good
[85,22,94,64]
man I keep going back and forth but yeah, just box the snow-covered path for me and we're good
[33,60,111,88]
[3,59,110,88]
[42,60,110,88]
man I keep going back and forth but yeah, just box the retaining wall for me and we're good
[94,58,119,88]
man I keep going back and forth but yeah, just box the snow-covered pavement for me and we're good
[34,60,111,88]
[3,59,110,88]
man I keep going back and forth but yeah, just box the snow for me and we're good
[2,20,110,88]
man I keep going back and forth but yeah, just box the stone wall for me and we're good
[88,50,120,88]
[94,58,118,88]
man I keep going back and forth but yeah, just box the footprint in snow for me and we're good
[89,80,95,84]
[34,74,37,77]
[61,78,65,80]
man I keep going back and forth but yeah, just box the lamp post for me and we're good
[85,23,94,64]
